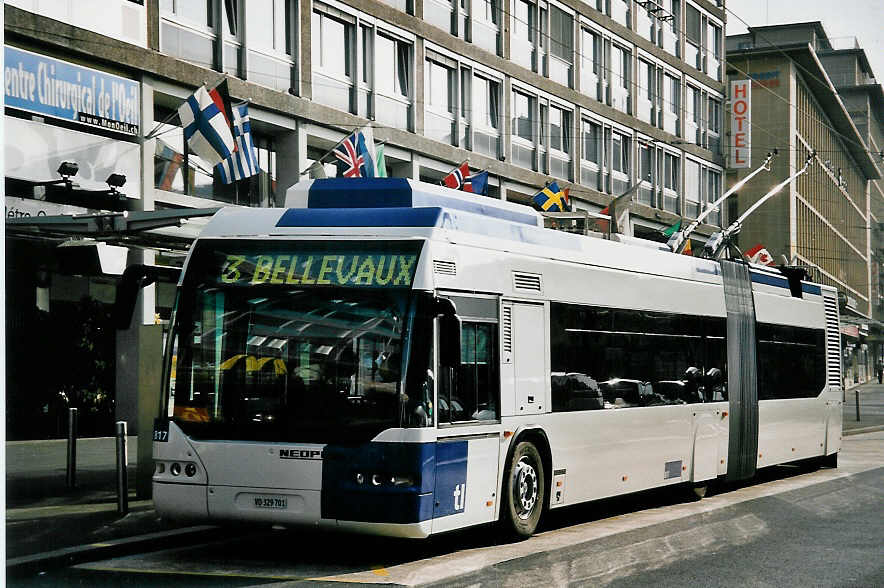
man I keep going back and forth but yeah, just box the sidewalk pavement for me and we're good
[7,386,884,574]
[843,381,884,435]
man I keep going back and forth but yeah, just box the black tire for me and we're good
[501,441,545,538]
[691,483,708,500]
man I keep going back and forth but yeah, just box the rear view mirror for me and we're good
[434,297,461,368]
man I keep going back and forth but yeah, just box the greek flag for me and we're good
[216,103,260,184]
[177,84,235,166]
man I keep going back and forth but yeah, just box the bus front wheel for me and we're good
[501,441,545,538]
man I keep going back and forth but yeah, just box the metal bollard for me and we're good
[66,408,78,489]
[855,389,861,422]
[116,421,129,515]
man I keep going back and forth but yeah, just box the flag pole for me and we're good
[299,126,362,176]
[144,109,181,141]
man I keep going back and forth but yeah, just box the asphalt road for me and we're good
[13,432,883,588]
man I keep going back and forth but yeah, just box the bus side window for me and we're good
[440,321,500,423]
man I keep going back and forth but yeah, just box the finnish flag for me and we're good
[178,84,235,166]
[216,103,261,184]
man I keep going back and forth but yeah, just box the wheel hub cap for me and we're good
[514,458,538,519]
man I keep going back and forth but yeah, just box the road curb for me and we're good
[6,525,219,576]
[843,425,884,436]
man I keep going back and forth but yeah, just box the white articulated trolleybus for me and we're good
[151,177,842,538]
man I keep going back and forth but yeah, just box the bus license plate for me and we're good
[254,496,288,509]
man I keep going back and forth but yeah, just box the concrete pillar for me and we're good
[114,81,162,499]
[276,127,302,204]
[301,0,313,101]
[146,0,160,51]
[414,38,425,136]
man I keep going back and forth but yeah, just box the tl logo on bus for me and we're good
[453,483,466,511]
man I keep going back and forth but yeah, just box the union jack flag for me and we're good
[334,129,375,178]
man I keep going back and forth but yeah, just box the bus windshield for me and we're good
[165,240,430,443]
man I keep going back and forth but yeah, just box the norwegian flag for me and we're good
[442,161,470,190]
[745,244,776,266]
[334,129,375,178]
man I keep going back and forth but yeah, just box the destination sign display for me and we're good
[217,252,418,287]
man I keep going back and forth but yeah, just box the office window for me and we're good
[706,168,721,226]
[664,73,680,135]
[612,131,630,194]
[472,74,501,157]
[707,97,721,153]
[685,3,701,69]
[512,0,537,71]
[312,9,354,112]
[581,119,602,187]
[662,0,679,56]
[425,58,455,144]
[374,32,412,130]
[473,0,500,55]
[424,0,450,32]
[610,0,630,29]
[638,142,654,205]
[636,0,659,43]
[685,159,700,218]
[637,59,655,124]
[707,22,722,81]
[686,85,700,144]
[549,6,573,87]
[245,0,294,91]
[511,90,536,170]
[580,28,602,101]
[663,151,679,212]
[611,44,631,114]
[379,0,413,14]
[549,105,572,180]
[160,0,215,69]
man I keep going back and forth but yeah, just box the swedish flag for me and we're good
[533,182,571,212]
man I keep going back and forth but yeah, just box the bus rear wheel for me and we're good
[501,441,545,538]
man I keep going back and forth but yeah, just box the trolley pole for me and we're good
[116,421,129,515]
[65,407,78,489]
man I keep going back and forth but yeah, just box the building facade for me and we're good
[4,0,726,438]
[816,39,884,379]
[726,22,882,386]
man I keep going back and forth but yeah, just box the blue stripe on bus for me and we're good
[307,178,414,208]
[750,271,821,295]
[433,441,468,518]
[321,442,436,524]
[306,178,540,227]
[277,207,445,228]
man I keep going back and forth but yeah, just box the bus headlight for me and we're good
[185,463,197,477]
[355,473,365,485]
[390,475,414,486]
[170,462,182,476]
[371,474,383,486]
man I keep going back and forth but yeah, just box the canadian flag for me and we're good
[745,244,776,266]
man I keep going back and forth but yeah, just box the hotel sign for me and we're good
[4,45,140,135]
[730,79,751,169]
